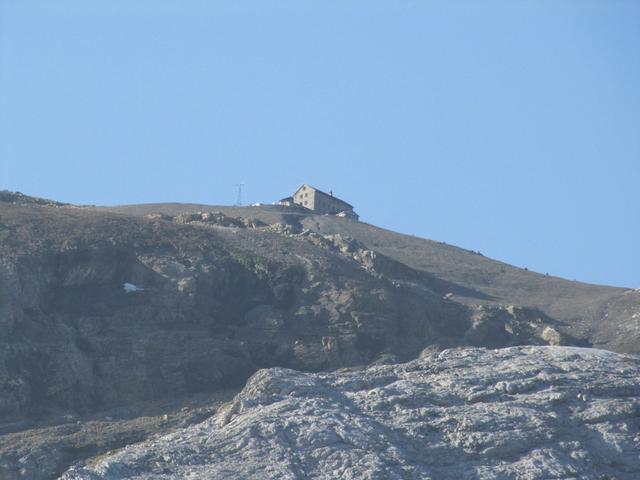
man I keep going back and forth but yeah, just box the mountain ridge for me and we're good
[0,193,638,479]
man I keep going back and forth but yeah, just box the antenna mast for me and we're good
[235,182,245,206]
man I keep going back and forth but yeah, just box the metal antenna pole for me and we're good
[235,182,245,206]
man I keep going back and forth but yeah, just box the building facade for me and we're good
[278,196,294,206]
[290,184,359,220]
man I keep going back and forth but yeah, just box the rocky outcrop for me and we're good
[169,211,248,228]
[464,304,577,348]
[62,346,640,479]
[143,210,267,230]
[0,191,69,208]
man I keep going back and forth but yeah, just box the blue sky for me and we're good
[1,0,638,288]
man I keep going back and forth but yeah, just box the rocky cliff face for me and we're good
[0,213,415,419]
[62,346,640,480]
[0,200,576,422]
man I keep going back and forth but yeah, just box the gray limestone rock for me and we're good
[62,346,640,479]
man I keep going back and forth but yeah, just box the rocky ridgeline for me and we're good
[146,211,267,229]
[0,191,69,208]
[62,346,640,479]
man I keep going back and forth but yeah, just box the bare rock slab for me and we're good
[62,346,640,479]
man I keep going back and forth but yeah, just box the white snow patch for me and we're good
[123,282,144,293]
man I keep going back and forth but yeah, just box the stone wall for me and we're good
[293,185,357,219]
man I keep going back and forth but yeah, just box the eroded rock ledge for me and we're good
[63,346,640,479]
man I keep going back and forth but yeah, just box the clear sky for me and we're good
[1,0,638,288]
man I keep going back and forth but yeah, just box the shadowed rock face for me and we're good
[62,346,640,480]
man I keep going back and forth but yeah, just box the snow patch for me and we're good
[123,282,144,293]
